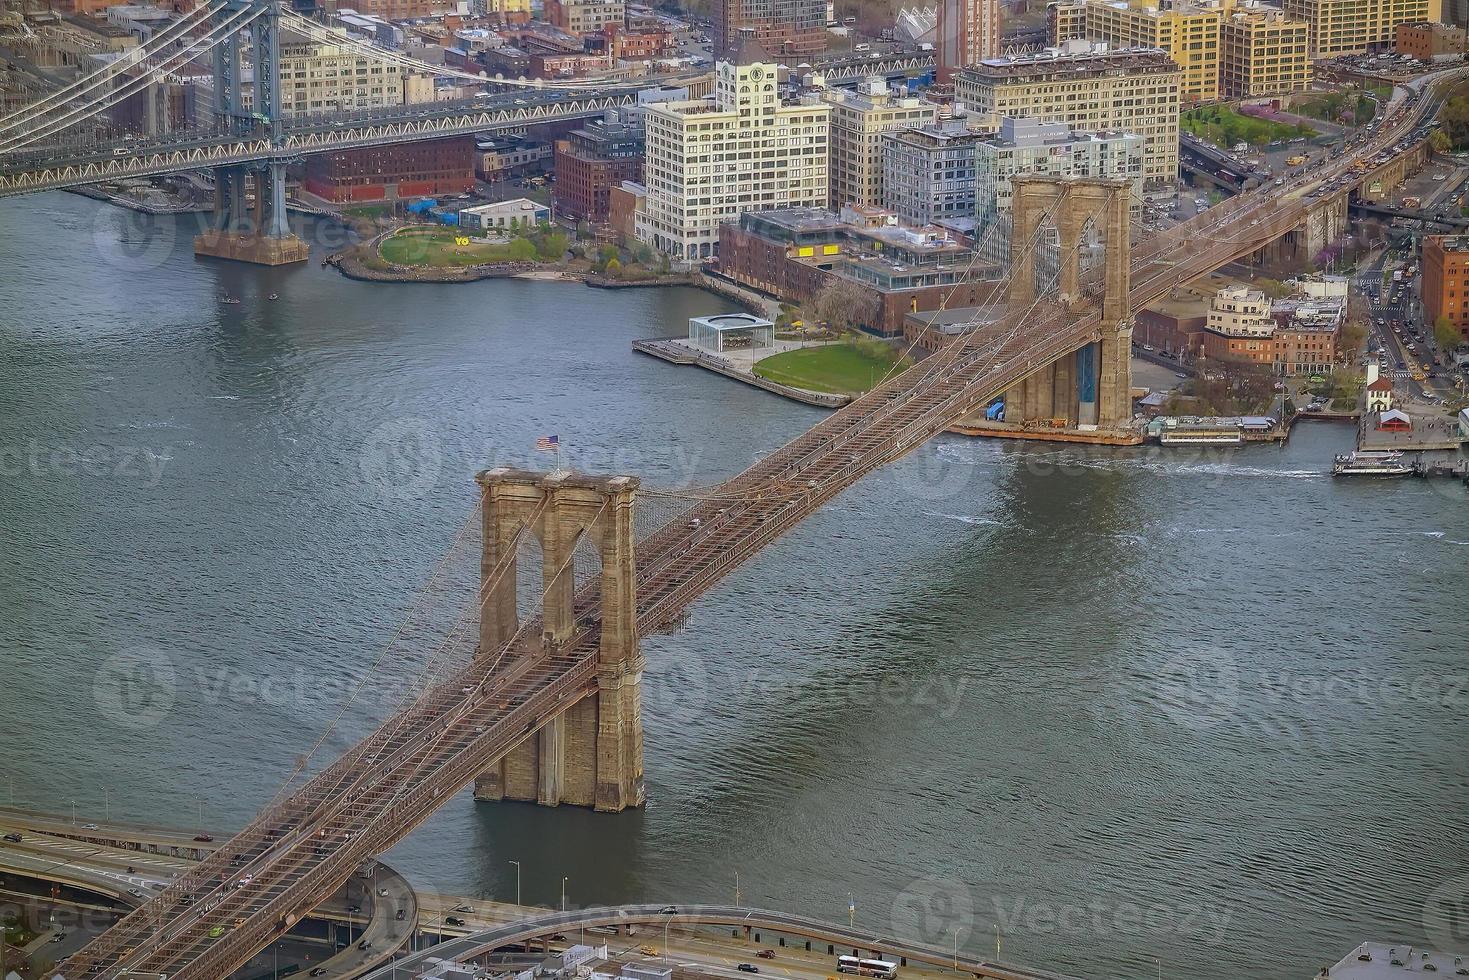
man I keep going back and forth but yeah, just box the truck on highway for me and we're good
[1286,154,1307,166]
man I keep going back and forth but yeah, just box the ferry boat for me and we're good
[1332,450,1413,476]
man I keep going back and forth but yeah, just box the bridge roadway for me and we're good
[54,66,1464,980]
[358,904,1078,980]
[0,808,415,977]
[0,87,640,198]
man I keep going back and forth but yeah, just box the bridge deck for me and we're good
[54,69,1456,980]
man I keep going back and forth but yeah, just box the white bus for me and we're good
[837,957,897,978]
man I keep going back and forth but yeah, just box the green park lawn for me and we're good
[378,227,522,267]
[1181,106,1315,148]
[752,342,910,395]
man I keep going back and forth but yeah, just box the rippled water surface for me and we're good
[1,195,1466,979]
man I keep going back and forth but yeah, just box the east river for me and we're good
[0,195,1465,979]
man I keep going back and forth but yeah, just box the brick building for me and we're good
[552,115,645,222]
[1422,234,1469,343]
[716,207,1003,335]
[303,136,475,202]
[1395,21,1469,58]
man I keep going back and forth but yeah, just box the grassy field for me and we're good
[378,227,518,267]
[752,341,909,395]
[1181,106,1314,147]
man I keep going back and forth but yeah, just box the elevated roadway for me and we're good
[359,904,1078,980]
[0,88,640,197]
[0,810,416,978]
[1350,198,1469,228]
[53,63,1469,980]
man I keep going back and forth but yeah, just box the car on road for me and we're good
[236,875,253,888]
[659,906,679,915]
[50,932,65,943]
[454,904,475,912]
[445,916,466,926]
[738,965,760,973]
[396,908,407,921]
[208,926,226,939]
[194,834,214,842]
[640,946,659,956]
[757,950,776,959]
[128,888,145,898]
[82,823,98,830]
[358,940,372,950]
[3,833,21,842]
[347,905,362,914]
[309,969,327,977]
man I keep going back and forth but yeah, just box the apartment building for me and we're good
[936,0,1001,81]
[1281,0,1441,55]
[637,38,831,261]
[1219,4,1312,96]
[954,45,1181,185]
[711,0,827,57]
[553,113,646,222]
[881,123,985,227]
[823,79,938,210]
[1048,0,1311,100]
[545,0,625,34]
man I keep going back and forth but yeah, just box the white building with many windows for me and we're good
[636,33,830,262]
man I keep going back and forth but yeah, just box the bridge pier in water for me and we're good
[988,176,1133,434]
[193,0,309,266]
[471,468,645,812]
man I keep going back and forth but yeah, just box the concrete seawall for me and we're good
[632,339,850,409]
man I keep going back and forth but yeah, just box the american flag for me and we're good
[536,434,560,452]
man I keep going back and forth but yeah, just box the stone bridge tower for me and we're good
[1005,176,1132,431]
[471,468,645,812]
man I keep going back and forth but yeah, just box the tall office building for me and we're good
[712,0,826,57]
[637,35,831,261]
[954,45,1181,185]
[823,79,938,210]
[936,0,1000,81]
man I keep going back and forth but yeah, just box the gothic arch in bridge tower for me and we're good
[472,468,645,812]
[1002,177,1133,432]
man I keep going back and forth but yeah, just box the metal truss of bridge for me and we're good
[0,0,647,261]
[43,61,1462,980]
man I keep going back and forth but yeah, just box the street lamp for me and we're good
[509,860,521,907]
[561,876,567,912]
[663,910,674,965]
